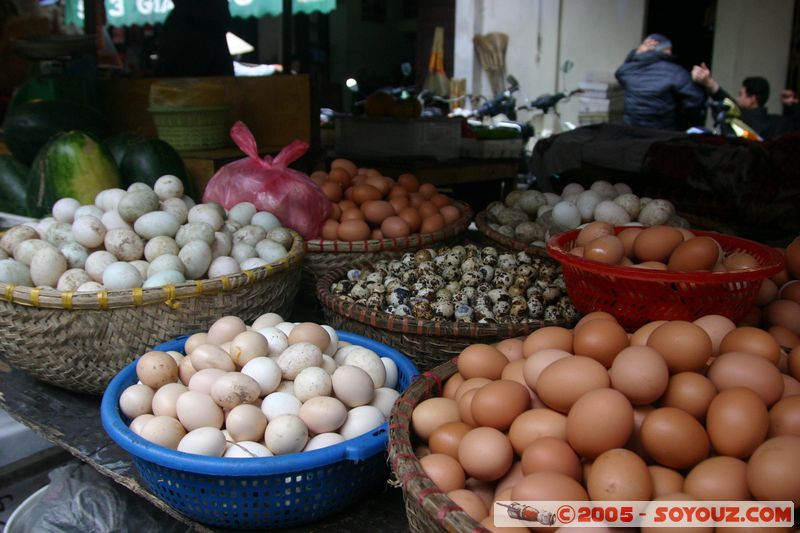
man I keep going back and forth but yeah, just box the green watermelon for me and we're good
[104,132,143,167]
[0,155,30,215]
[26,131,122,217]
[119,138,189,192]
[3,99,110,165]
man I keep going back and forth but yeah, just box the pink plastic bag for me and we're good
[203,121,331,239]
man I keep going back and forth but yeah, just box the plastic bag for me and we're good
[203,121,331,239]
[22,462,190,533]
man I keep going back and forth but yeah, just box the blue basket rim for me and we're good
[100,330,419,477]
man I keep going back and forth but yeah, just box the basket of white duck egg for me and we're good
[100,314,419,529]
[478,180,691,252]
[0,176,304,395]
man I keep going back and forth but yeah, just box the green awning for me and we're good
[65,0,336,28]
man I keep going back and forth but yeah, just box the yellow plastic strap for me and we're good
[195,280,204,295]
[132,288,143,306]
[61,291,74,310]
[97,290,109,310]
[163,285,180,309]
[220,275,231,291]
[243,270,255,284]
[4,284,14,302]
[30,287,41,307]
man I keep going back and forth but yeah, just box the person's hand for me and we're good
[636,37,657,54]
[691,62,717,93]
[271,64,284,73]
[781,89,798,106]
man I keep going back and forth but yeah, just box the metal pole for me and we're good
[282,0,292,73]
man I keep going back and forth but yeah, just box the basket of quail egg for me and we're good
[0,176,303,394]
[316,244,580,369]
[477,180,692,253]
[388,312,800,533]
[302,158,473,294]
[101,314,419,529]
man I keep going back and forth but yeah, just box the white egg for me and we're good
[552,200,582,230]
[276,342,322,380]
[233,225,267,247]
[211,231,233,259]
[153,175,184,201]
[30,247,67,287]
[293,367,332,402]
[182,195,196,210]
[227,202,257,226]
[614,182,633,196]
[45,222,76,248]
[207,256,241,278]
[369,388,401,418]
[251,313,284,330]
[255,239,288,263]
[345,348,385,388]
[304,433,345,451]
[134,211,180,239]
[147,254,185,277]
[177,427,226,457]
[102,188,127,212]
[70,215,105,248]
[590,180,618,199]
[175,222,215,247]
[544,192,562,206]
[76,281,104,292]
[261,391,302,421]
[241,356,282,396]
[339,405,385,440]
[85,251,118,282]
[74,205,104,220]
[101,209,132,231]
[232,243,257,264]
[52,198,80,223]
[178,240,212,279]
[160,197,189,224]
[240,257,268,270]
[144,236,180,262]
[127,182,153,193]
[117,189,159,223]
[13,239,55,266]
[129,414,155,436]
[57,268,92,291]
[0,259,33,285]
[250,211,281,232]
[37,217,57,238]
[59,242,89,269]
[381,357,399,389]
[320,325,339,356]
[103,261,143,289]
[143,269,185,288]
[224,441,272,458]
[265,414,307,455]
[321,355,337,375]
[562,183,584,197]
[274,321,295,337]
[188,204,224,232]
[104,228,144,261]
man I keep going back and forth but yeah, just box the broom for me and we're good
[423,26,450,97]
[474,32,508,96]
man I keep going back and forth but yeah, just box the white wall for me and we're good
[711,0,794,112]
[454,0,646,125]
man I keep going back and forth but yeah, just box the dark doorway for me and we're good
[645,0,717,72]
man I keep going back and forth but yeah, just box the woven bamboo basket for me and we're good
[0,231,304,395]
[389,359,486,532]
[301,202,474,298]
[316,265,575,370]
[474,210,548,256]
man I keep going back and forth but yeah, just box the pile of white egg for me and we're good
[119,313,401,458]
[0,176,293,291]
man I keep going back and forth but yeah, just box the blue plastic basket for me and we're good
[101,331,419,529]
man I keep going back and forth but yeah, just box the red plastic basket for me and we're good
[546,228,785,330]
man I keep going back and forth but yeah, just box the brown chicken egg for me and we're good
[609,346,669,405]
[443,373,464,399]
[440,205,461,225]
[765,299,800,335]
[693,315,736,356]
[574,310,617,329]
[371,229,383,240]
[429,421,472,458]
[418,201,440,219]
[746,436,800,505]
[660,372,718,421]
[446,489,487,522]
[420,453,466,492]
[454,377,491,402]
[618,227,643,258]
[781,280,800,303]
[649,466,685,498]
[471,380,531,430]
[522,349,572,390]
[493,461,524,497]
[587,448,653,500]
[708,352,784,406]
[635,261,668,270]
[320,180,342,202]
[420,213,445,234]
[576,221,614,247]
[769,325,800,349]
[337,219,371,241]
[537,356,610,413]
[719,327,782,364]
[633,226,685,262]
[458,427,514,481]
[508,408,567,454]
[647,321,712,373]
[320,220,339,240]
[458,344,508,380]
[431,193,452,208]
[511,471,589,501]
[418,183,438,199]
[458,389,479,426]
[361,200,394,225]
[365,175,391,196]
[520,437,582,480]
[584,235,625,265]
[706,387,769,458]
[388,195,409,214]
[640,407,710,469]
[724,251,760,270]
[667,237,720,271]
[380,216,411,238]
[573,318,629,368]
[630,320,668,346]
[350,184,382,205]
[397,173,420,192]
[566,388,634,459]
[495,338,525,361]
[758,278,780,305]
[522,327,573,356]
[412,397,461,440]
[684,456,751,500]
[340,208,365,222]
[768,395,800,437]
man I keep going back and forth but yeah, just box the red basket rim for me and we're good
[546,227,785,283]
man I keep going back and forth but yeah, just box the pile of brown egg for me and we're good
[329,245,579,324]
[408,312,800,532]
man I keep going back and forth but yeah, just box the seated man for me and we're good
[691,64,792,140]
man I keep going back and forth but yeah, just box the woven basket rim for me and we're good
[0,230,304,310]
[475,209,548,254]
[315,262,575,339]
[304,202,473,254]
[388,359,484,532]
[148,105,230,113]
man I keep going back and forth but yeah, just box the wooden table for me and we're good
[0,315,410,533]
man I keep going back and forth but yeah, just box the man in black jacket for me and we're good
[691,63,793,140]
[615,34,706,131]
